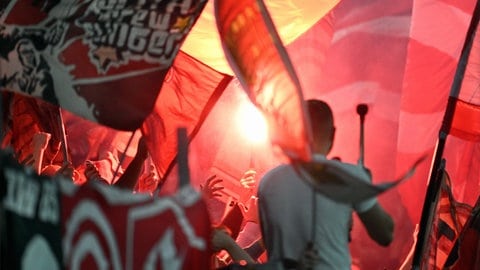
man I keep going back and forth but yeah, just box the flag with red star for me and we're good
[0,0,208,131]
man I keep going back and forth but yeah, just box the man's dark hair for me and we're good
[306,99,334,143]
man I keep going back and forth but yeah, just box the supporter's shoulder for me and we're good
[313,155,370,181]
[258,164,291,187]
[337,161,360,170]
[260,164,286,179]
[335,161,371,182]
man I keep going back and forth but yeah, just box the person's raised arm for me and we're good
[211,228,256,265]
[357,202,394,246]
[114,137,149,190]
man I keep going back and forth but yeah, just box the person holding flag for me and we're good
[257,99,394,269]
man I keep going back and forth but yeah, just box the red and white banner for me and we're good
[1,151,213,270]
[0,0,207,131]
[60,181,212,270]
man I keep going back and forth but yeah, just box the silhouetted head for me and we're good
[306,99,335,155]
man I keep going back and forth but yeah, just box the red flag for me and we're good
[0,0,208,131]
[140,51,232,190]
[397,0,478,223]
[409,2,480,268]
[441,9,480,270]
[214,0,313,161]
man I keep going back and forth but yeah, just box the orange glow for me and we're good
[236,102,268,145]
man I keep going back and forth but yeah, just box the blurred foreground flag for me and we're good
[0,150,213,270]
[214,0,314,161]
[0,0,207,131]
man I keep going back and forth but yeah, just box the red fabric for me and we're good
[450,98,480,141]
[141,51,232,189]
[2,93,63,165]
[215,0,313,162]
[61,182,212,270]
[398,0,478,223]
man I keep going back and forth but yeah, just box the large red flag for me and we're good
[397,0,478,223]
[141,51,232,191]
[409,1,480,268]
[214,0,313,161]
[0,0,207,131]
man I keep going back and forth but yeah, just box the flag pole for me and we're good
[57,107,71,167]
[411,1,480,268]
[177,127,191,189]
[0,93,3,145]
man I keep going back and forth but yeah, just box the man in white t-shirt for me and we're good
[258,99,394,269]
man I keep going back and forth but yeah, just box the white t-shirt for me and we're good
[258,156,376,269]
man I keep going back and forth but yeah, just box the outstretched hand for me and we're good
[57,162,76,179]
[84,161,108,183]
[137,164,159,194]
[239,169,257,189]
[201,175,224,199]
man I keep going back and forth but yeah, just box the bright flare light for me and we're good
[236,102,269,145]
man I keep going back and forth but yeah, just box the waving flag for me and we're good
[141,51,232,189]
[214,0,313,161]
[0,0,207,131]
[182,0,340,75]
[409,0,480,268]
[397,0,478,223]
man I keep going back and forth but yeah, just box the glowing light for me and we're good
[236,102,268,145]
